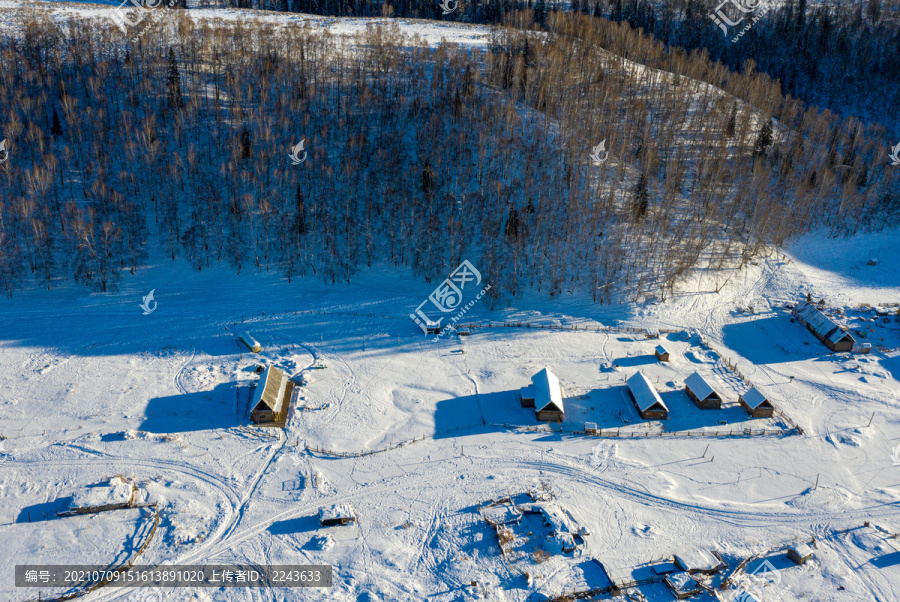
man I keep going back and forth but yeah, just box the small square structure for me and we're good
[585,421,598,434]
[787,543,813,565]
[684,372,723,410]
[319,503,356,527]
[520,385,536,408]
[654,345,670,362]
[626,371,669,419]
[739,387,774,418]
[645,327,660,339]
[664,571,702,599]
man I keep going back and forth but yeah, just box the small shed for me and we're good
[532,368,565,422]
[319,503,356,527]
[585,422,597,434]
[520,385,536,408]
[684,372,722,410]
[250,366,293,427]
[626,371,668,419]
[739,387,774,418]
[654,345,670,362]
[645,327,660,339]
[238,332,262,353]
[792,301,855,352]
[663,572,702,599]
[787,543,813,565]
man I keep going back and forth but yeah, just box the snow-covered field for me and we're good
[0,226,898,602]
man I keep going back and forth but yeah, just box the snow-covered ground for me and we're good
[0,226,898,601]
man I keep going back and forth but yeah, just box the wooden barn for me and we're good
[250,366,293,427]
[684,371,722,410]
[520,384,536,408]
[531,368,565,422]
[626,371,669,419]
[792,300,856,352]
[654,345,670,362]
[739,387,774,418]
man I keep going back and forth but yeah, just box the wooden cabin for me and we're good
[626,371,669,419]
[319,503,356,527]
[663,572,702,600]
[792,301,855,352]
[684,371,722,410]
[654,345,670,362]
[644,327,660,339]
[788,543,813,565]
[739,387,774,418]
[250,366,293,427]
[531,368,565,422]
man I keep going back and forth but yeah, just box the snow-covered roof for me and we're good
[664,571,699,593]
[740,387,770,409]
[251,366,288,413]
[789,543,813,557]
[655,345,668,355]
[532,368,564,413]
[684,372,720,402]
[626,371,667,413]
[645,327,660,336]
[534,503,574,535]
[520,384,535,400]
[69,477,134,510]
[674,549,719,571]
[794,301,855,345]
[319,503,355,521]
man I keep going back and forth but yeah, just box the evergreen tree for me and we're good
[50,108,63,137]
[753,119,773,157]
[240,124,251,159]
[167,47,184,110]
[505,206,520,239]
[294,185,307,235]
[633,174,649,220]
[725,103,737,139]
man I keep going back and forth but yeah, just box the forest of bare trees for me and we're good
[0,7,897,305]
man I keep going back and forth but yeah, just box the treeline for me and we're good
[0,10,897,304]
[601,0,900,137]
[208,0,900,137]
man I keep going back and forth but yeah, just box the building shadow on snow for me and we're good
[139,381,242,433]
[268,514,320,535]
[722,315,824,365]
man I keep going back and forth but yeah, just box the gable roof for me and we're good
[532,368,564,413]
[795,301,856,345]
[626,371,668,413]
[740,387,771,409]
[251,366,288,413]
[684,371,721,401]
